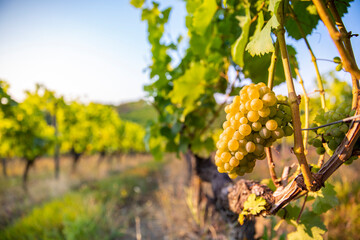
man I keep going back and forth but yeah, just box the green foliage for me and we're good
[245,0,280,56]
[310,183,339,214]
[285,1,320,40]
[0,81,147,168]
[0,160,163,240]
[130,0,145,8]
[192,0,218,35]
[168,62,207,119]
[136,0,354,238]
[231,6,251,67]
[1,193,99,240]
[287,211,326,240]
[238,194,267,225]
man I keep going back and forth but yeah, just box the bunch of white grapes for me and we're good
[215,83,293,179]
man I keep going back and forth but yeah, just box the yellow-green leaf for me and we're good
[231,7,251,67]
[168,63,206,120]
[192,0,217,35]
[130,0,145,8]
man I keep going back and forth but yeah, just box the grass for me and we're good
[0,156,163,240]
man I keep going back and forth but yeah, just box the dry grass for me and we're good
[0,153,154,229]
[1,145,360,239]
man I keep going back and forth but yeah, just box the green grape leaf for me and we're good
[288,211,326,240]
[246,14,278,56]
[334,0,354,17]
[192,0,218,35]
[130,0,145,8]
[309,183,339,214]
[231,7,251,67]
[186,0,203,14]
[243,193,267,215]
[238,193,267,225]
[285,1,320,40]
[168,62,206,120]
[242,51,288,86]
[245,0,281,56]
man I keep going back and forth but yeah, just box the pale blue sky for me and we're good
[0,0,359,104]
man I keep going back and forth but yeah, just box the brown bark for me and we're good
[71,148,82,173]
[1,158,7,177]
[23,159,35,191]
[194,154,256,240]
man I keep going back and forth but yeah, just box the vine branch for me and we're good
[312,0,360,80]
[327,0,359,109]
[276,2,314,190]
[288,5,326,110]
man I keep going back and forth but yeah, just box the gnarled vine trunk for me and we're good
[192,153,256,240]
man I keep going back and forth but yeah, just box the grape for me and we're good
[312,139,322,148]
[228,139,239,152]
[215,156,222,166]
[245,101,252,111]
[224,163,232,171]
[259,127,271,139]
[265,119,278,131]
[239,124,252,136]
[235,151,244,160]
[228,172,238,179]
[248,88,260,100]
[235,112,244,120]
[262,93,277,106]
[328,139,338,150]
[271,128,285,139]
[250,99,263,111]
[247,110,260,122]
[240,104,248,114]
[254,144,264,156]
[316,147,325,155]
[217,82,294,177]
[233,131,244,140]
[240,117,248,124]
[308,101,355,162]
[251,122,262,132]
[283,126,293,136]
[223,121,230,129]
[339,124,348,133]
[258,107,270,117]
[259,86,270,96]
[253,133,264,144]
[238,139,247,147]
[245,141,256,153]
[221,152,231,163]
[269,107,277,118]
[224,105,231,113]
[229,157,239,167]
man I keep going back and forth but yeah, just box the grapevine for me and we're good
[134,0,360,238]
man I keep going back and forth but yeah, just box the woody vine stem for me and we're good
[275,1,314,190]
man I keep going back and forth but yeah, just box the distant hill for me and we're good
[115,100,157,127]
[114,99,227,130]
